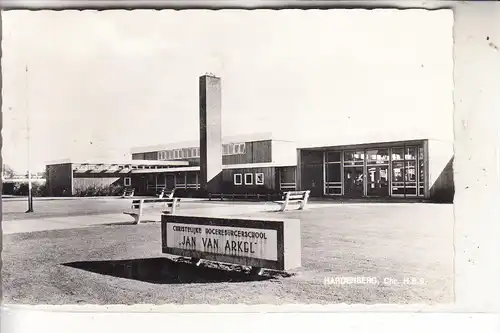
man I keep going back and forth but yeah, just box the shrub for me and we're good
[32,183,47,197]
[74,183,124,197]
[5,182,47,197]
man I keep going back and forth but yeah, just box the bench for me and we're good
[123,197,180,224]
[121,188,135,198]
[269,190,310,212]
[158,188,176,199]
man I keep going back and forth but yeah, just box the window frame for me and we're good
[244,173,253,185]
[124,177,131,187]
[234,173,243,185]
[255,172,264,185]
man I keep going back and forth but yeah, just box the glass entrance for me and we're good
[366,165,389,197]
[343,167,364,198]
[322,143,425,199]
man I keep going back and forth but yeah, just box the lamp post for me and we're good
[25,65,33,213]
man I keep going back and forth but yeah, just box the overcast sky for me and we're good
[1,9,453,173]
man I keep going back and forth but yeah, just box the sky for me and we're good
[1,9,454,173]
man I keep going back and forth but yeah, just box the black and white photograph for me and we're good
[2,8,456,306]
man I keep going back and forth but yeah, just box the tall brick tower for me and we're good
[199,74,223,193]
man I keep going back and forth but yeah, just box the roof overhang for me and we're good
[47,159,189,167]
[298,139,428,151]
[130,162,297,174]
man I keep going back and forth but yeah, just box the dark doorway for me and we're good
[366,165,389,197]
[302,163,323,197]
[343,167,364,198]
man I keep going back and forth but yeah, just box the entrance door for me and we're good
[366,165,389,197]
[302,163,323,197]
[343,167,364,198]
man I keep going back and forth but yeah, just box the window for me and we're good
[234,173,242,185]
[223,144,229,156]
[419,146,425,196]
[326,163,342,182]
[391,148,404,161]
[239,143,246,154]
[326,151,341,163]
[244,173,253,185]
[174,150,179,159]
[280,167,296,184]
[366,149,389,165]
[124,177,131,187]
[405,147,417,160]
[157,152,163,160]
[344,151,364,166]
[391,147,418,196]
[255,173,264,185]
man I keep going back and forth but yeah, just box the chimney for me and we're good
[199,74,223,193]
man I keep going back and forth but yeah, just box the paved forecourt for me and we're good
[1,198,454,305]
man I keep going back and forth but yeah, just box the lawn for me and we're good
[1,199,454,305]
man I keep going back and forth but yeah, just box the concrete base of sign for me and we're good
[161,214,301,272]
[249,267,265,276]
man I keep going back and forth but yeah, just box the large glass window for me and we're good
[366,149,389,165]
[391,148,404,161]
[321,144,426,198]
[392,161,404,182]
[344,151,364,166]
[326,151,341,163]
[391,146,419,196]
[405,147,417,160]
[326,163,341,182]
[325,159,342,195]
[418,146,425,196]
[366,165,389,197]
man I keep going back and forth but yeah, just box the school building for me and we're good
[45,74,454,202]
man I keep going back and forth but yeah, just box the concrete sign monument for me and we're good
[161,214,301,271]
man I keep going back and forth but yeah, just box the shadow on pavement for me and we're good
[62,257,286,284]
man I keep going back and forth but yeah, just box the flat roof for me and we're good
[45,159,189,167]
[298,138,431,151]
